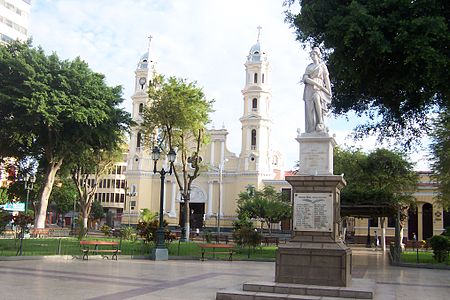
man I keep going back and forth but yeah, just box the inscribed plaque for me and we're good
[293,193,333,232]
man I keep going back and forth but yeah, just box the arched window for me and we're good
[138,103,144,114]
[251,129,256,150]
[254,73,258,83]
[262,73,265,83]
[136,132,142,148]
[252,98,257,111]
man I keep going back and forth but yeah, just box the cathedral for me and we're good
[121,34,289,230]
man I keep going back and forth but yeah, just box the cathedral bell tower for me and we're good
[128,36,157,171]
[239,27,273,174]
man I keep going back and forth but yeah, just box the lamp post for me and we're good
[217,159,227,240]
[124,183,136,226]
[24,174,36,213]
[151,146,176,261]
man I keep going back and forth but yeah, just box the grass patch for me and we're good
[167,242,277,260]
[0,238,278,260]
[401,251,450,265]
[0,237,152,257]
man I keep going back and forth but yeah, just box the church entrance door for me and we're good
[190,203,205,231]
[422,203,433,240]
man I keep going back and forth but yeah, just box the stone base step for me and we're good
[216,279,375,300]
[216,288,364,300]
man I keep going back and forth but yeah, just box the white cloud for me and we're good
[28,0,431,171]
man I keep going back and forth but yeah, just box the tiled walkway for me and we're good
[0,248,449,299]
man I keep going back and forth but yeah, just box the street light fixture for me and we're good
[151,146,176,261]
[24,174,36,213]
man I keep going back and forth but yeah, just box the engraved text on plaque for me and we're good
[293,193,333,232]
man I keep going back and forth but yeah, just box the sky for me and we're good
[28,0,430,171]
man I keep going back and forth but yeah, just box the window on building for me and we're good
[262,73,265,83]
[137,132,142,148]
[251,129,256,150]
[252,98,257,111]
[254,73,258,83]
[369,217,378,227]
[444,210,450,229]
[120,194,125,203]
[139,103,144,114]
[387,217,396,228]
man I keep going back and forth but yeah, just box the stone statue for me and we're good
[302,47,332,133]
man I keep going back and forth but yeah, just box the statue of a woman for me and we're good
[302,47,332,133]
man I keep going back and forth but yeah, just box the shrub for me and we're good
[120,226,136,241]
[203,230,212,243]
[232,213,262,258]
[442,227,450,237]
[136,219,171,243]
[429,235,450,263]
[0,209,11,235]
[100,224,111,237]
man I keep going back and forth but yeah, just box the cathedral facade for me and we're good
[121,36,288,230]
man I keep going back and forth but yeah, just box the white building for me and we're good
[0,0,30,43]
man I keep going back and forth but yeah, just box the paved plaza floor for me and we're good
[0,248,449,299]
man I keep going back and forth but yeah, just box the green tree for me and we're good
[334,147,418,260]
[430,112,450,210]
[237,185,292,234]
[232,212,262,258]
[0,187,8,204]
[48,177,77,216]
[70,147,123,230]
[143,75,213,242]
[0,41,130,228]
[90,200,105,221]
[284,0,450,147]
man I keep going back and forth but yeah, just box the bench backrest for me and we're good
[80,241,118,245]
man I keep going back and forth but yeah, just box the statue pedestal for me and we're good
[276,175,351,287]
[297,132,336,176]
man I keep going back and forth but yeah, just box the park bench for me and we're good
[79,241,121,260]
[198,243,234,261]
[30,228,50,238]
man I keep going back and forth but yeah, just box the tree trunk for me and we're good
[80,194,94,231]
[184,198,190,242]
[35,159,63,228]
[81,201,89,229]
